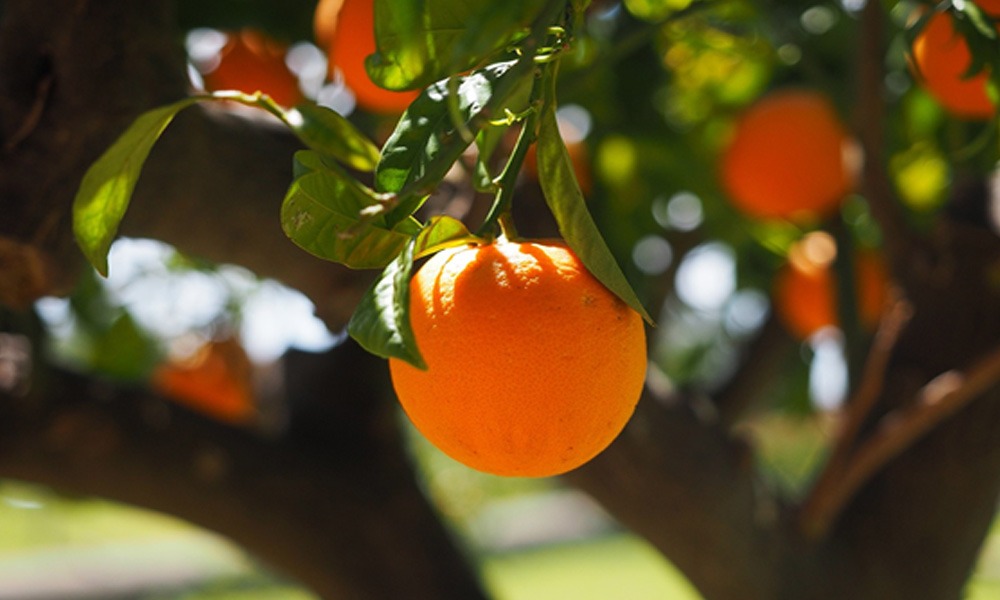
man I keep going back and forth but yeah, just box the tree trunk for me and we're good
[0,337,489,599]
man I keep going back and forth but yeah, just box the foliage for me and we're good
[70,0,1000,409]
[73,0,654,370]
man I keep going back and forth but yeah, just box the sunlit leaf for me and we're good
[623,0,693,21]
[368,0,546,90]
[73,97,200,276]
[281,151,416,269]
[414,215,479,257]
[284,103,381,172]
[347,238,426,368]
[536,96,654,324]
[376,59,535,200]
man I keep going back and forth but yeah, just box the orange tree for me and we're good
[2,0,1000,599]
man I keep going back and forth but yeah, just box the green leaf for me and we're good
[73,97,200,276]
[414,216,479,257]
[376,59,535,197]
[90,312,160,382]
[283,103,382,172]
[623,0,693,22]
[536,95,654,324]
[347,238,426,368]
[281,151,415,269]
[368,0,546,91]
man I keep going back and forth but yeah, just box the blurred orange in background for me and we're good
[772,232,889,341]
[200,29,304,108]
[720,89,857,222]
[152,337,257,425]
[313,0,419,114]
[909,2,1000,120]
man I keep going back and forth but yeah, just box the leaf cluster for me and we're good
[71,0,651,369]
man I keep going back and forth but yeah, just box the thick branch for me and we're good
[564,386,784,600]
[0,340,487,600]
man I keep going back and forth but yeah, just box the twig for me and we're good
[4,73,52,152]
[800,339,1000,539]
[797,295,911,537]
[824,294,913,471]
[854,0,923,279]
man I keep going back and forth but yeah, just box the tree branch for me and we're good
[0,339,488,599]
[854,0,928,283]
[800,341,1000,539]
[564,384,784,600]
[798,294,912,536]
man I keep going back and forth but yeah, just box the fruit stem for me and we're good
[476,0,568,241]
[476,92,543,241]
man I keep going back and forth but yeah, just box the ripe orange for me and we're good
[772,233,889,340]
[910,4,999,120]
[152,338,256,425]
[720,89,856,222]
[314,0,419,114]
[389,239,647,477]
[201,29,304,108]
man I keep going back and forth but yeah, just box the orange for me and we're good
[200,29,304,108]
[910,3,999,120]
[720,89,856,222]
[314,0,419,114]
[152,338,256,425]
[389,239,647,477]
[772,233,889,340]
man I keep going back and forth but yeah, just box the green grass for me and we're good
[0,481,195,554]
[482,535,701,600]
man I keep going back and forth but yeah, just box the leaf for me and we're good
[347,238,426,368]
[368,0,546,91]
[376,60,535,197]
[414,216,479,257]
[536,97,654,324]
[281,151,416,269]
[73,97,200,276]
[90,312,160,382]
[282,103,382,172]
[623,0,693,22]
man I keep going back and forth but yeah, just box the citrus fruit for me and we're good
[388,239,647,477]
[910,4,999,120]
[200,29,304,108]
[313,0,419,114]
[772,233,889,340]
[720,89,856,222]
[152,338,256,425]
